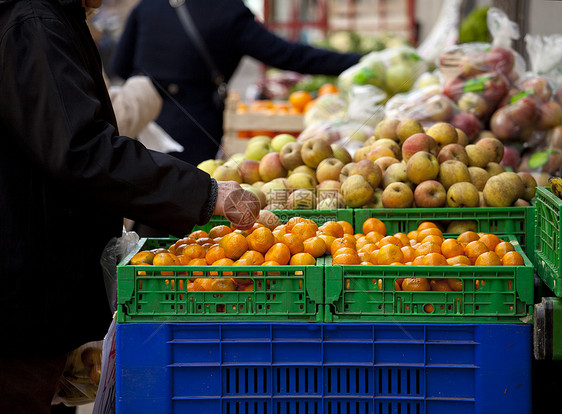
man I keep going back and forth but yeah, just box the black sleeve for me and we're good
[0,9,213,237]
[231,2,362,75]
[110,5,139,80]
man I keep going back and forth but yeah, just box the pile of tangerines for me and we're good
[128,216,525,292]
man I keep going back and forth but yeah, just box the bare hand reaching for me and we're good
[213,181,260,230]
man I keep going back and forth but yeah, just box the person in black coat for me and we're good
[0,1,258,412]
[110,0,362,166]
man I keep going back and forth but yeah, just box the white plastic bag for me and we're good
[137,121,185,153]
[92,317,117,414]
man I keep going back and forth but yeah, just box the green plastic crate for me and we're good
[354,206,536,264]
[535,186,562,297]
[323,236,534,324]
[117,238,324,323]
[192,209,354,234]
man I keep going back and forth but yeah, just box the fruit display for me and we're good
[549,175,562,200]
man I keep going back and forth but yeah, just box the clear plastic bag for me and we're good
[303,93,348,128]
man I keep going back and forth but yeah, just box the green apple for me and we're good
[197,159,222,175]
[247,135,272,146]
[223,153,245,168]
[271,133,296,152]
[245,140,273,161]
[385,63,415,94]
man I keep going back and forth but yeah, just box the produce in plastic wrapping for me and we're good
[298,120,344,144]
[416,0,463,65]
[345,84,386,128]
[52,341,103,406]
[385,84,459,126]
[303,93,347,127]
[524,34,562,89]
[337,45,428,98]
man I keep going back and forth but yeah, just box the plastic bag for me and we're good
[524,34,562,88]
[303,93,348,127]
[416,0,463,65]
[338,45,428,98]
[137,121,184,154]
[345,84,386,128]
[92,317,117,414]
[52,341,103,406]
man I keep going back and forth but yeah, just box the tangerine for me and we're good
[502,251,524,266]
[465,240,489,264]
[417,221,439,231]
[289,252,316,265]
[441,238,465,259]
[289,91,313,113]
[292,220,318,241]
[362,218,386,236]
[333,253,361,265]
[219,232,249,260]
[240,250,265,265]
[457,231,479,246]
[422,253,447,266]
[130,250,155,265]
[330,237,356,256]
[337,220,354,235]
[264,243,291,265]
[401,278,430,291]
[474,251,502,266]
[208,225,232,239]
[317,83,339,96]
[303,236,327,258]
[479,234,501,252]
[416,227,443,242]
[446,255,471,266]
[246,227,275,253]
[375,244,404,265]
[319,221,344,238]
[205,245,226,265]
[495,241,515,258]
[378,235,403,248]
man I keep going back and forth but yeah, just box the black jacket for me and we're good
[0,0,214,355]
[111,0,362,165]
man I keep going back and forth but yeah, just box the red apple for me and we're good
[485,47,514,75]
[401,133,438,162]
[451,112,481,141]
[414,180,447,208]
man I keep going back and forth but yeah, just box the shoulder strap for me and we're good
[169,0,225,88]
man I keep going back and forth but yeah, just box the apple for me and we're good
[468,166,490,191]
[396,118,424,143]
[197,159,222,175]
[486,162,506,177]
[290,165,316,178]
[490,107,518,141]
[331,144,352,164]
[401,133,438,162]
[374,119,400,141]
[223,153,245,169]
[301,138,334,168]
[350,159,383,189]
[245,140,273,161]
[341,175,375,207]
[339,162,356,183]
[465,144,491,168]
[446,182,480,207]
[438,160,471,190]
[483,172,525,207]
[261,180,288,207]
[372,138,401,159]
[374,156,400,174]
[316,158,344,182]
[317,196,345,210]
[485,47,514,74]
[443,77,464,101]
[517,171,537,201]
[382,182,414,208]
[238,159,261,184]
[414,180,446,208]
[520,76,552,102]
[510,96,539,128]
[317,180,341,202]
[240,184,267,209]
[451,112,481,141]
[271,133,296,152]
[537,101,562,130]
[456,128,469,146]
[353,145,374,162]
[383,162,414,189]
[406,151,440,184]
[500,145,521,169]
[286,172,316,191]
[211,165,243,183]
[458,52,487,78]
[247,135,272,146]
[279,142,304,170]
[475,137,504,163]
[437,144,469,165]
[259,152,287,182]
[426,122,458,149]
[514,198,531,206]
[424,94,455,122]
[366,145,396,161]
[287,189,316,210]
[386,63,415,94]
[481,72,509,103]
[458,92,489,119]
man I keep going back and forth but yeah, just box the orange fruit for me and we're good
[188,258,207,266]
[465,240,489,264]
[416,228,443,242]
[417,222,439,231]
[153,252,178,266]
[378,235,403,248]
[182,244,206,260]
[359,244,377,255]
[365,231,384,245]
[502,251,524,266]
[474,251,502,266]
[246,227,275,253]
[212,258,235,266]
[338,220,354,235]
[219,232,249,260]
[317,83,339,96]
[291,220,318,241]
[422,253,447,266]
[441,239,465,259]
[333,247,357,257]
[446,255,471,266]
[414,242,441,257]
[130,250,155,265]
[208,225,232,239]
[190,230,209,240]
[265,243,291,265]
[354,233,365,240]
[457,231,479,246]
[401,246,416,263]
[285,217,307,231]
[447,278,463,291]
[412,255,425,265]
[355,236,370,250]
[362,218,386,236]
[420,235,443,246]
[407,230,419,241]
[430,279,452,291]
[263,260,280,266]
[375,244,404,265]
[333,253,361,265]
[401,278,430,291]
[272,227,288,243]
[318,234,336,251]
[319,221,345,238]
[394,233,410,247]
[479,234,501,252]
[495,241,515,258]
[205,245,226,265]
[239,250,265,265]
[281,233,305,255]
[330,237,356,256]
[289,91,313,113]
[303,236,327,258]
[290,252,316,265]
[172,237,195,252]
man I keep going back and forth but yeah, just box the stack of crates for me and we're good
[116,207,534,413]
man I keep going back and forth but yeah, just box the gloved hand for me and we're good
[213,181,260,230]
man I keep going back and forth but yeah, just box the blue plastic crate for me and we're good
[116,323,531,414]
